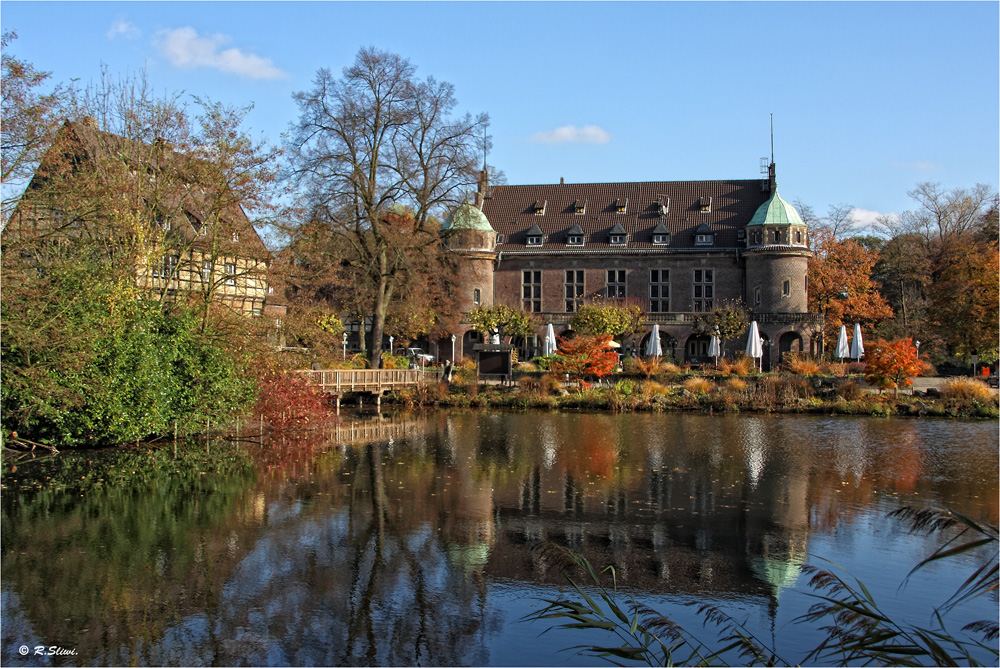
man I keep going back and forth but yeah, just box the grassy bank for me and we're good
[388,373,999,419]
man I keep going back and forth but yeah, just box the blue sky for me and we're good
[4,1,998,227]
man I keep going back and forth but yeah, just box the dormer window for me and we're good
[608,222,627,245]
[699,196,712,213]
[232,231,240,243]
[651,220,670,246]
[615,198,628,214]
[525,223,544,246]
[496,234,504,244]
[532,200,547,215]
[694,222,714,246]
[566,223,584,246]
[737,229,746,240]
[573,199,587,214]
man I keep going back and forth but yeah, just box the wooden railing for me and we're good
[296,368,442,394]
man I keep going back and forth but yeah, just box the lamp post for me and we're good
[388,335,394,355]
[451,334,456,362]
[342,332,348,360]
[915,340,920,358]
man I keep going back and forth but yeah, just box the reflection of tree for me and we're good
[2,413,996,665]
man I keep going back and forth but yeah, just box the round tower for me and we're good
[442,201,497,313]
[744,183,811,313]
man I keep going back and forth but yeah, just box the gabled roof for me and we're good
[23,119,270,258]
[694,222,714,234]
[608,222,627,235]
[482,178,772,251]
[525,223,544,236]
[566,222,584,235]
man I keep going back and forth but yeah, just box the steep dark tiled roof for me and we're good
[483,179,771,252]
[33,120,270,258]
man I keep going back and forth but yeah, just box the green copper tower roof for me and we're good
[747,188,805,227]
[443,202,494,232]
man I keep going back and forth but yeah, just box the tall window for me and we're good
[649,269,669,312]
[782,279,791,298]
[565,270,584,312]
[225,262,237,286]
[201,260,212,282]
[473,288,481,305]
[606,269,626,299]
[693,269,713,312]
[522,270,542,312]
[154,254,178,279]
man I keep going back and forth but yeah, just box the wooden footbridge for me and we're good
[296,368,443,407]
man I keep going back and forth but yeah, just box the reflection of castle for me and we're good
[467,414,813,601]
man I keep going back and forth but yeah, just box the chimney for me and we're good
[768,162,776,194]
[560,176,564,185]
[474,167,489,210]
[81,116,98,129]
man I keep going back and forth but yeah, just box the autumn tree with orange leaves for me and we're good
[864,338,924,397]
[550,334,619,382]
[808,227,894,354]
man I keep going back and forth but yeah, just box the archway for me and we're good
[511,334,540,362]
[684,334,712,364]
[778,331,803,364]
[637,330,677,358]
[760,333,772,372]
[461,330,483,362]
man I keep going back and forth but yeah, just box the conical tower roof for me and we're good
[443,201,495,232]
[747,188,804,227]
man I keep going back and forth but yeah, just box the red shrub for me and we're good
[254,368,331,430]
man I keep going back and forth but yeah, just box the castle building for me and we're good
[441,164,823,370]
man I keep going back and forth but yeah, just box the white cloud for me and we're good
[106,19,140,40]
[155,27,285,80]
[891,159,941,172]
[530,125,611,145]
[850,208,900,229]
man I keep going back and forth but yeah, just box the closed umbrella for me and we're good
[851,323,864,361]
[543,323,557,356]
[746,321,763,371]
[835,324,850,360]
[645,325,663,357]
[707,327,721,367]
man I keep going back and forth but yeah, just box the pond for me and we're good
[2,412,997,666]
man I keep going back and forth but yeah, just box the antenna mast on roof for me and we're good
[770,113,774,164]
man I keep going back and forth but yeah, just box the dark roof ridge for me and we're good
[494,177,765,188]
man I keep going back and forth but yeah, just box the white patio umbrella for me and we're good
[835,324,850,360]
[645,325,663,357]
[543,323,557,356]
[746,321,763,371]
[707,327,721,367]
[490,328,500,345]
[851,323,864,361]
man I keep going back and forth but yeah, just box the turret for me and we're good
[744,171,811,313]
[442,201,497,312]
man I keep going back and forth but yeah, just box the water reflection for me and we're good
[2,413,997,666]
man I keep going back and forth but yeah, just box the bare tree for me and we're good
[1,30,68,219]
[287,47,488,367]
